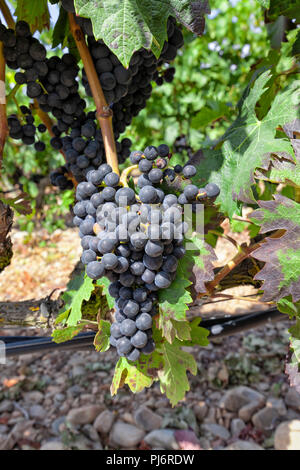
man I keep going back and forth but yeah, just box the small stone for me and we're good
[67,405,104,425]
[67,385,82,397]
[252,407,279,432]
[266,397,287,416]
[224,440,264,450]
[219,386,265,419]
[40,440,65,450]
[201,423,230,441]
[54,393,65,403]
[23,391,44,404]
[0,400,13,412]
[144,429,179,450]
[109,421,145,448]
[51,416,66,436]
[134,406,163,432]
[193,401,208,421]
[94,410,114,434]
[285,388,300,411]
[230,418,246,436]
[82,424,101,442]
[274,420,300,450]
[29,405,47,421]
[71,365,86,378]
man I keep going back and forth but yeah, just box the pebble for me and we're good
[201,423,230,441]
[71,365,86,378]
[0,400,14,412]
[230,418,246,436]
[219,386,265,422]
[40,440,65,450]
[134,406,163,432]
[266,397,287,416]
[23,391,44,404]
[109,421,145,448]
[94,410,114,434]
[224,440,264,450]
[274,420,300,450]
[285,388,300,411]
[29,405,47,421]
[51,416,66,436]
[252,407,279,432]
[144,429,180,450]
[193,401,208,421]
[67,405,104,425]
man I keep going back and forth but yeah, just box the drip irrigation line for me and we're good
[0,308,286,357]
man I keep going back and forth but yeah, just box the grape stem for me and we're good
[203,229,286,296]
[68,13,119,176]
[33,100,78,188]
[0,41,8,171]
[0,0,14,29]
[120,165,138,187]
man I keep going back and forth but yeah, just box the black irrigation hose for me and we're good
[0,308,286,358]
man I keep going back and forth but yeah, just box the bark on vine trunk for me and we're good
[0,201,13,273]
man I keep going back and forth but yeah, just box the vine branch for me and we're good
[0,0,14,29]
[203,229,286,296]
[68,13,119,175]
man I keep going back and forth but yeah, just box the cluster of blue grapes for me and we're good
[73,144,219,361]
[7,106,46,151]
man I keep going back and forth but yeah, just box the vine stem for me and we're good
[68,13,119,175]
[203,229,286,297]
[120,164,138,187]
[32,101,78,188]
[0,41,8,171]
[0,0,14,29]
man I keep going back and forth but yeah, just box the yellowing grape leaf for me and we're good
[250,194,300,302]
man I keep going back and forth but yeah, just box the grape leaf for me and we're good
[52,6,69,48]
[60,271,95,326]
[277,296,300,318]
[0,192,32,215]
[96,276,115,309]
[193,70,300,217]
[250,194,300,302]
[157,339,197,407]
[74,0,210,67]
[94,319,110,352]
[268,0,300,22]
[181,318,210,347]
[158,276,193,343]
[183,234,217,294]
[52,321,89,343]
[111,351,163,395]
[256,0,270,7]
[15,0,50,33]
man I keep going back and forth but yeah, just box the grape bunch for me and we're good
[7,106,46,151]
[73,144,220,361]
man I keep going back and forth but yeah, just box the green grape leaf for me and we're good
[52,6,69,48]
[182,317,210,347]
[94,319,111,352]
[0,192,32,215]
[268,0,300,22]
[158,276,193,343]
[157,339,197,407]
[183,234,217,294]
[111,351,163,395]
[289,319,300,340]
[255,120,300,186]
[15,0,50,33]
[292,30,300,56]
[51,321,89,343]
[277,296,300,318]
[60,272,95,326]
[74,0,209,67]
[96,276,115,309]
[256,0,270,7]
[193,70,300,217]
[250,194,300,302]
